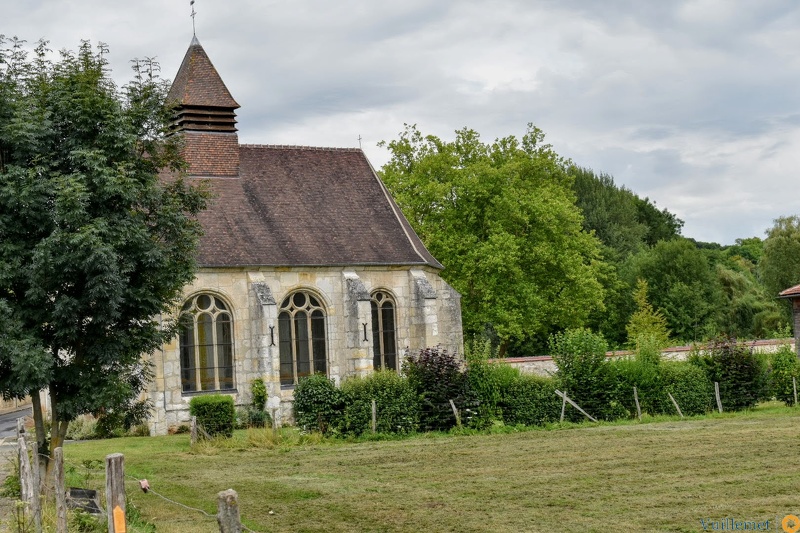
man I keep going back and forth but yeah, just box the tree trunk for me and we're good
[45,388,70,486]
[498,339,509,358]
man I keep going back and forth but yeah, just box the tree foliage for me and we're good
[380,124,604,353]
[0,37,208,467]
[625,279,670,348]
[625,238,722,342]
[760,215,800,322]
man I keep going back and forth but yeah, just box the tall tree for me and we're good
[760,216,800,322]
[379,124,605,355]
[625,238,722,342]
[0,37,208,474]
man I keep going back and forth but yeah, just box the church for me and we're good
[147,37,463,434]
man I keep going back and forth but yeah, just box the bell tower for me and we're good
[168,36,240,177]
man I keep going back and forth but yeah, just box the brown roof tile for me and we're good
[167,36,239,109]
[779,284,800,298]
[186,145,442,269]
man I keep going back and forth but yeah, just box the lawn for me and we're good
[60,405,800,532]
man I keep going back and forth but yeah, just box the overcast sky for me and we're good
[5,0,800,245]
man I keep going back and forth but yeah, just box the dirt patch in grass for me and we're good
[60,407,800,532]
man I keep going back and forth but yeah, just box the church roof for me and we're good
[187,144,443,269]
[167,36,239,110]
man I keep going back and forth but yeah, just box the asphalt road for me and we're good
[0,407,31,439]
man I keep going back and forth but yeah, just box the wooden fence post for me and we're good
[794,377,798,407]
[554,390,598,423]
[106,453,127,533]
[16,417,25,439]
[30,443,42,533]
[191,416,198,446]
[560,389,567,423]
[667,392,684,419]
[714,382,723,413]
[54,447,67,533]
[633,387,642,421]
[449,400,461,428]
[371,400,377,433]
[18,437,32,502]
[217,489,242,533]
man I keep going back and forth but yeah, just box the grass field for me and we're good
[57,405,800,532]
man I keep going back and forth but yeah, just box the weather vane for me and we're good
[190,0,197,36]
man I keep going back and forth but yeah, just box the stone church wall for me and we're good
[148,265,462,435]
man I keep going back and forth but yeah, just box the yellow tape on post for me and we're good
[113,505,127,533]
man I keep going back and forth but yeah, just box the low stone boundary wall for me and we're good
[495,338,795,377]
[0,397,30,415]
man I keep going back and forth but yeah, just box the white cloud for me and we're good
[5,0,800,244]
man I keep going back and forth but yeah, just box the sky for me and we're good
[5,0,800,245]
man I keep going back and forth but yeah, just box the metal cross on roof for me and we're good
[190,0,197,36]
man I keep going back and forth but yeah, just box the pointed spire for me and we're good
[168,37,239,132]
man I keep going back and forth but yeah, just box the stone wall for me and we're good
[499,338,795,377]
[148,265,463,435]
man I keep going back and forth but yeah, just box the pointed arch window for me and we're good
[371,291,397,371]
[179,294,234,393]
[279,291,327,386]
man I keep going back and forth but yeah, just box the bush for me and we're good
[403,346,472,431]
[650,362,712,416]
[236,406,273,429]
[251,378,268,410]
[465,337,520,426]
[292,373,344,434]
[690,337,769,411]
[610,336,662,416]
[189,394,235,437]
[502,374,561,426]
[339,370,420,435]
[769,345,800,406]
[550,328,622,420]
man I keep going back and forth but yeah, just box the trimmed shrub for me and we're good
[610,336,662,416]
[339,370,420,435]
[502,374,561,426]
[550,328,622,420]
[251,378,268,410]
[690,337,769,411]
[769,344,800,406]
[403,346,472,431]
[189,394,235,437]
[466,338,520,426]
[292,373,344,434]
[652,361,712,416]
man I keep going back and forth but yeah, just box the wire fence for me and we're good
[5,426,263,533]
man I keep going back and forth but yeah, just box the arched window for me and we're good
[179,294,234,393]
[279,291,327,386]
[371,291,397,371]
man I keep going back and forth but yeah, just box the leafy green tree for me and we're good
[635,196,684,246]
[570,167,648,261]
[380,124,605,355]
[625,279,670,348]
[626,239,722,342]
[0,37,208,474]
[760,216,800,322]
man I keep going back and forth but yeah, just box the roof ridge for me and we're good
[239,144,363,152]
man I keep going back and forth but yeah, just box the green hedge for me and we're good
[502,374,561,426]
[652,362,712,416]
[690,338,769,411]
[769,345,799,406]
[339,371,420,435]
[292,373,344,434]
[189,394,235,437]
